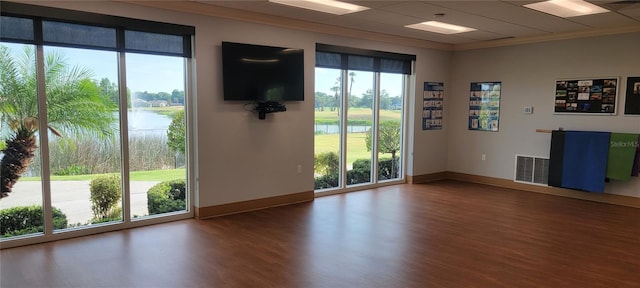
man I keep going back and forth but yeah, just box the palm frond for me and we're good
[0,45,38,131]
[2,45,116,140]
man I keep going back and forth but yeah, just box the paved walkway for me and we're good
[0,181,159,225]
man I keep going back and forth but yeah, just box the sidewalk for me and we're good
[0,181,159,225]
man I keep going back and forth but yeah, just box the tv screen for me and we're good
[222,42,304,102]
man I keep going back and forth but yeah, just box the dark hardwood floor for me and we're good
[1,180,639,288]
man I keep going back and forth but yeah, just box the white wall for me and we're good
[409,50,452,176]
[447,33,640,197]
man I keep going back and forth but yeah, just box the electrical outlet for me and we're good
[482,154,486,161]
[297,165,302,173]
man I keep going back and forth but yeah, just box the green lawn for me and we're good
[314,108,399,166]
[314,133,393,166]
[21,168,186,182]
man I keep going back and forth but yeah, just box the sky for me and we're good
[4,42,184,94]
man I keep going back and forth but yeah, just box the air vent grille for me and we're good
[515,154,549,185]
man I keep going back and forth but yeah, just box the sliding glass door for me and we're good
[314,45,412,194]
[0,43,46,237]
[126,53,188,219]
[345,70,375,186]
[43,46,123,229]
[378,72,404,182]
[314,68,343,190]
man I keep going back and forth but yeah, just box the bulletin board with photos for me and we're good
[468,81,501,132]
[422,82,444,130]
[554,78,618,114]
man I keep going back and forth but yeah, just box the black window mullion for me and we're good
[33,17,43,45]
[183,35,192,58]
[373,58,381,73]
[341,54,349,70]
[117,27,125,52]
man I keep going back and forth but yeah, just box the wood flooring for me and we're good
[1,180,639,288]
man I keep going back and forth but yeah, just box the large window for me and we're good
[0,3,194,246]
[314,44,413,193]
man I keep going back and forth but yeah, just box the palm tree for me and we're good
[330,76,341,113]
[0,45,116,198]
[348,71,355,100]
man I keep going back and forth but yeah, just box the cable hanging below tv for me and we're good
[253,101,287,120]
[221,41,304,120]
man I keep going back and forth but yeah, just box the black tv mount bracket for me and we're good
[253,101,287,120]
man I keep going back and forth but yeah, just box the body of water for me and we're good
[126,110,172,136]
[109,110,172,137]
[0,110,173,139]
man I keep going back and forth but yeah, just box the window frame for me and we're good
[0,2,195,249]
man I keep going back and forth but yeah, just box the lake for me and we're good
[126,110,172,136]
[110,110,172,137]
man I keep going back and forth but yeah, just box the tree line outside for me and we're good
[315,89,401,113]
[98,78,185,107]
[315,73,401,113]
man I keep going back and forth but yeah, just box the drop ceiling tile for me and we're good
[377,1,445,19]
[569,11,640,28]
[348,8,426,25]
[616,5,640,20]
[194,0,266,10]
[342,1,409,9]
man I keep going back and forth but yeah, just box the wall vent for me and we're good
[514,154,549,185]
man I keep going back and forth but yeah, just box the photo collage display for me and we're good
[554,78,617,114]
[469,82,501,132]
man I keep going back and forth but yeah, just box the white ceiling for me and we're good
[191,0,640,47]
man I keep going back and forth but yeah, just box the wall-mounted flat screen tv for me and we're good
[222,41,304,102]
